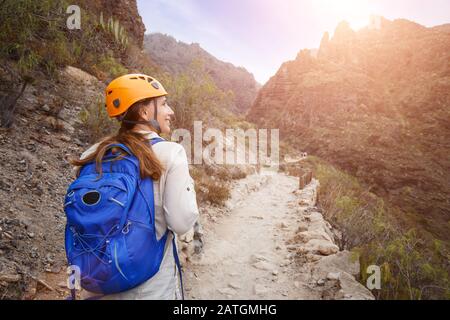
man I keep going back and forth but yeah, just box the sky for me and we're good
[137,0,450,84]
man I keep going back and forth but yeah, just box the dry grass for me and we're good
[190,164,247,206]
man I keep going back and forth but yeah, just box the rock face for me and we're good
[144,33,260,113]
[247,17,450,242]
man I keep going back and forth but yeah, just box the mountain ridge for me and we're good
[144,33,260,114]
[247,17,450,241]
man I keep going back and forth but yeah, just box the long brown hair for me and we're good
[70,98,164,180]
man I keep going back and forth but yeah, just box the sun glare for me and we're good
[314,0,372,30]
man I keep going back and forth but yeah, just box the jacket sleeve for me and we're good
[163,144,199,235]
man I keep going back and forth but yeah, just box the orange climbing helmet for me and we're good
[105,74,168,118]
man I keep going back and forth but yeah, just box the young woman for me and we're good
[70,74,199,299]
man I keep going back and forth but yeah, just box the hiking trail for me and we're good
[184,170,374,300]
[186,171,316,299]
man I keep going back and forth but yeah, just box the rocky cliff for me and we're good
[247,18,450,242]
[81,0,146,47]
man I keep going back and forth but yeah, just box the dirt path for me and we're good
[184,172,321,299]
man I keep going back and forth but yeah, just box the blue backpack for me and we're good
[64,138,183,298]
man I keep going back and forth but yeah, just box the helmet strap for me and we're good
[121,99,161,134]
[151,99,161,133]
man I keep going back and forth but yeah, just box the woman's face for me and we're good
[141,96,174,134]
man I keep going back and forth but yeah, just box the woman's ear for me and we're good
[138,105,149,120]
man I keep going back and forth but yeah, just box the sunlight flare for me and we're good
[314,0,372,29]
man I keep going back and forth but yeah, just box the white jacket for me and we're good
[77,130,199,300]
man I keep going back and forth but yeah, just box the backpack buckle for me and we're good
[122,221,132,234]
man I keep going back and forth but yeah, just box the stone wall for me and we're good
[290,179,375,300]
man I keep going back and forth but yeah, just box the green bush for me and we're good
[96,55,128,79]
[0,0,70,76]
[358,229,450,300]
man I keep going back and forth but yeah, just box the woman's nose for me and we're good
[168,105,175,115]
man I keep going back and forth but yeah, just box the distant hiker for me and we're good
[65,74,199,300]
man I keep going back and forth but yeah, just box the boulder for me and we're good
[313,250,360,277]
[338,271,375,300]
[304,239,339,256]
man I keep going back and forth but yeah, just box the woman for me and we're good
[70,74,199,299]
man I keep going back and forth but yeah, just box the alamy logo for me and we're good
[172,121,279,170]
[366,265,381,290]
[66,5,81,30]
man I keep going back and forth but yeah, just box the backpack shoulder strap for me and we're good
[150,137,165,145]
[99,138,164,156]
